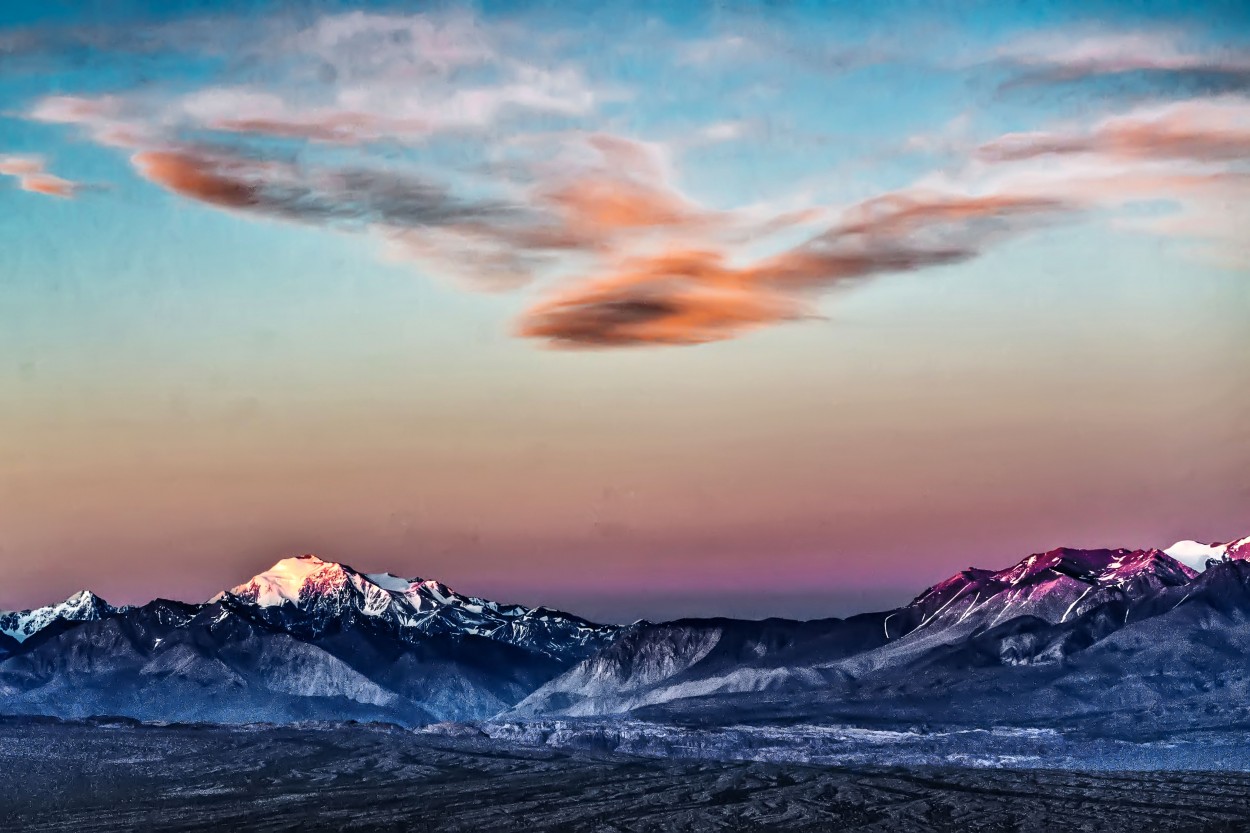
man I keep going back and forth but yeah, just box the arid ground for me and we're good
[2,718,1250,832]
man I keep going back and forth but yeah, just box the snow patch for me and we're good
[1165,539,1230,572]
[364,572,413,592]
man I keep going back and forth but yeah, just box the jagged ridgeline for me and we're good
[0,555,618,725]
[2,536,1249,727]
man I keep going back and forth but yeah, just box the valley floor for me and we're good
[2,718,1249,833]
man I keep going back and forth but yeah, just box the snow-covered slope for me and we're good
[1164,536,1250,573]
[0,590,118,644]
[216,554,617,662]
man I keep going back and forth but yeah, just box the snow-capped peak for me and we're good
[214,554,618,661]
[224,554,353,607]
[1165,535,1250,573]
[0,589,115,643]
[223,555,467,610]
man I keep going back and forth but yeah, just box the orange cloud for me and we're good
[0,154,79,198]
[518,191,1071,347]
[20,175,76,197]
[518,249,806,347]
[0,157,42,176]
[522,133,723,242]
[131,151,259,208]
[544,176,694,231]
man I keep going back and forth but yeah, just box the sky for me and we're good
[1,0,1248,622]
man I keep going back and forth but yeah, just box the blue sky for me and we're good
[1,0,1248,619]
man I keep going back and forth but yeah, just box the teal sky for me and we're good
[1,0,1248,621]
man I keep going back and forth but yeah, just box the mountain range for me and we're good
[510,537,1250,728]
[0,555,615,724]
[1,535,1248,729]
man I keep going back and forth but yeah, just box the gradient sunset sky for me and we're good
[1,0,1248,621]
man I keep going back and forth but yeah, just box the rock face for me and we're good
[0,556,618,726]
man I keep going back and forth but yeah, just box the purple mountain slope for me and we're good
[885,545,1197,641]
[509,534,1248,720]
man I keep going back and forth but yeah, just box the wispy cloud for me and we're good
[995,30,1250,94]
[26,9,603,148]
[520,92,1250,347]
[978,96,1250,163]
[132,150,516,226]
[966,95,1250,261]
[35,82,822,294]
[12,9,1250,348]
[675,27,891,76]
[126,146,565,291]
[17,10,618,289]
[518,192,1070,347]
[0,155,78,198]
